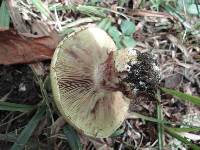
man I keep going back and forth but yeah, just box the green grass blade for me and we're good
[128,112,172,125]
[167,127,200,132]
[0,0,10,29]
[0,101,35,112]
[63,124,82,150]
[161,88,200,106]
[31,66,54,123]
[10,105,46,150]
[0,133,17,142]
[31,0,51,19]
[165,127,200,150]
[97,18,112,31]
[164,4,185,23]
[110,129,124,137]
[157,90,164,150]
[77,5,106,18]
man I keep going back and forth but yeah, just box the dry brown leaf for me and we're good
[0,30,61,65]
[6,0,30,33]
[59,0,85,5]
[51,116,66,136]
[167,34,190,59]
[129,9,175,20]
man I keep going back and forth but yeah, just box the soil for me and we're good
[0,65,40,105]
[0,65,40,149]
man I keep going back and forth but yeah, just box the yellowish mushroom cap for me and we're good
[50,27,130,138]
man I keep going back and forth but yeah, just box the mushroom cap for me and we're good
[50,27,129,138]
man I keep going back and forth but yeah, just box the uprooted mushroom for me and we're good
[50,27,160,138]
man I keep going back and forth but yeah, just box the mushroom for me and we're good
[50,27,159,138]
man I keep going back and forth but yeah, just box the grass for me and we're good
[31,0,52,20]
[160,87,200,149]
[156,90,164,150]
[0,0,10,29]
[0,101,36,112]
[10,105,46,150]
[161,88,200,106]
[0,0,200,149]
[63,125,82,150]
[165,127,200,150]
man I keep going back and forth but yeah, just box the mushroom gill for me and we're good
[50,27,130,138]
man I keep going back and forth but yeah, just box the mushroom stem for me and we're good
[94,48,138,98]
[96,51,120,91]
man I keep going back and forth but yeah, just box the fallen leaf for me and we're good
[6,0,30,33]
[0,27,7,31]
[129,9,175,20]
[164,73,183,88]
[60,0,85,5]
[0,30,61,65]
[51,116,66,135]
